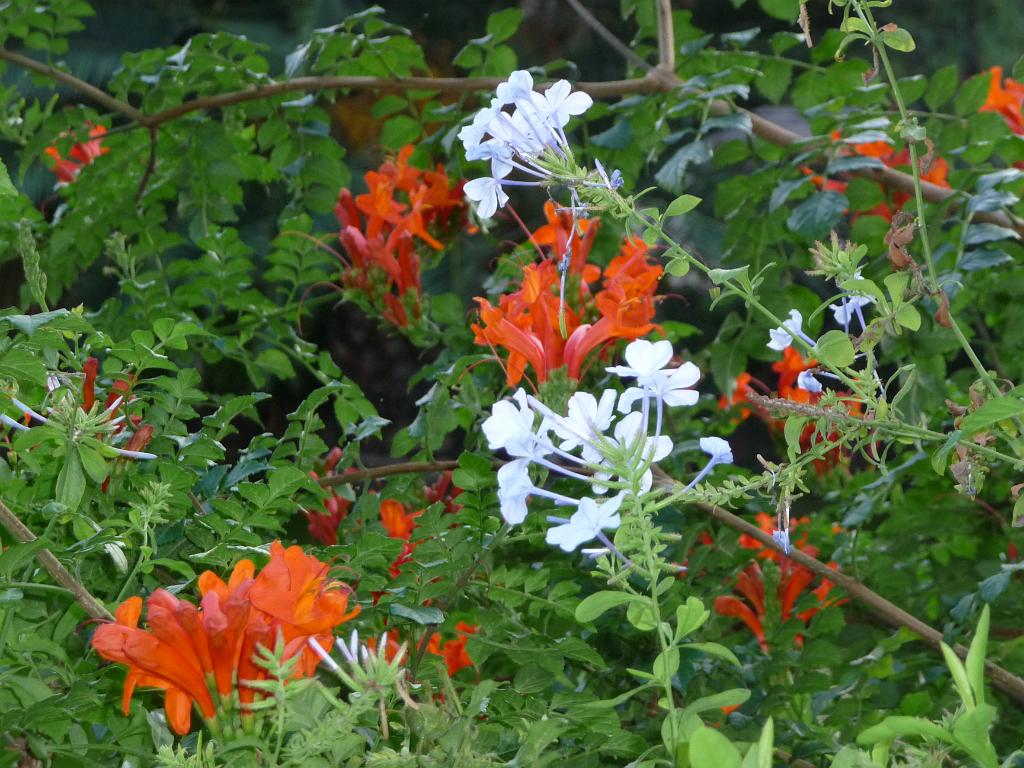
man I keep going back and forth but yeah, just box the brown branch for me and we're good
[0,498,113,622]
[656,0,676,73]
[0,48,143,123]
[3,45,1022,236]
[654,478,1024,709]
[563,0,652,72]
[318,459,465,488]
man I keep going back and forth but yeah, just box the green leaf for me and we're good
[626,600,659,631]
[925,65,959,110]
[652,647,680,678]
[380,115,421,150]
[879,27,915,52]
[681,689,750,719]
[787,191,848,240]
[485,8,523,43]
[1,309,71,337]
[686,641,741,667]
[0,158,15,197]
[708,266,750,286]
[757,0,799,21]
[952,704,998,768]
[894,304,920,331]
[930,429,961,475]
[857,716,952,745]
[960,396,1024,437]
[941,642,976,709]
[690,726,742,768]
[757,718,774,768]
[655,141,711,194]
[965,605,990,708]
[575,591,642,623]
[77,444,108,484]
[956,72,992,117]
[389,604,445,625]
[55,445,86,513]
[674,597,709,641]
[664,194,702,218]
[815,330,856,368]
[784,416,808,460]
[0,349,47,386]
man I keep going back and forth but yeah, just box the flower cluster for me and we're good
[483,339,729,557]
[982,65,1024,136]
[473,215,662,387]
[303,447,352,546]
[4,357,156,464]
[92,542,360,735]
[715,513,844,652]
[334,144,466,328]
[459,70,595,219]
[44,124,109,185]
[806,132,949,222]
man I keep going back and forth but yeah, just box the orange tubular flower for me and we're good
[427,622,478,676]
[93,542,359,735]
[473,228,662,387]
[334,145,466,330]
[44,125,109,184]
[982,66,1024,135]
[714,558,841,653]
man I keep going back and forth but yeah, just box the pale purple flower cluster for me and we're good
[459,70,593,219]
[482,339,731,557]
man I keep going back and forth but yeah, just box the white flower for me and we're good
[482,389,548,458]
[458,107,497,151]
[767,309,804,352]
[466,139,514,179]
[545,494,623,552]
[607,339,674,385]
[464,176,509,219]
[683,436,733,490]
[496,458,533,525]
[772,528,791,554]
[552,389,616,458]
[797,370,822,394]
[609,339,700,412]
[536,79,593,127]
[494,70,535,106]
[699,436,733,465]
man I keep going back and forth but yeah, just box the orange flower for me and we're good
[334,145,466,329]
[473,228,662,387]
[304,448,352,546]
[44,125,108,184]
[380,499,420,541]
[804,132,950,221]
[714,559,840,652]
[427,622,477,676]
[93,543,359,735]
[772,347,817,397]
[981,66,1024,135]
[718,372,757,419]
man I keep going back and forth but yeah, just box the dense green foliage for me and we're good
[0,0,1022,766]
